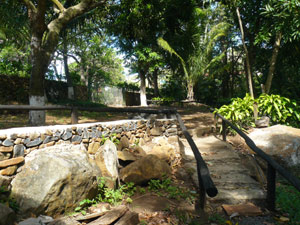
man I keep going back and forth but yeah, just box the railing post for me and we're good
[71,107,78,124]
[267,163,276,211]
[196,163,206,210]
[222,120,227,141]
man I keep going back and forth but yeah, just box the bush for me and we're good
[215,94,300,130]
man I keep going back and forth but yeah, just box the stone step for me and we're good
[208,188,266,204]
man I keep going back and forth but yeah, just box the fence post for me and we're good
[71,107,78,124]
[222,120,227,141]
[267,163,276,211]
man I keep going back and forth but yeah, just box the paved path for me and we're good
[177,106,266,204]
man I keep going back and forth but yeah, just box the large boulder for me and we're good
[248,125,300,166]
[94,140,119,189]
[120,154,171,185]
[0,203,15,225]
[11,144,101,217]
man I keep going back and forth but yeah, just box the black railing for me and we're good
[213,110,300,210]
[0,104,218,209]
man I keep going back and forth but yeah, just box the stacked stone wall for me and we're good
[0,119,179,187]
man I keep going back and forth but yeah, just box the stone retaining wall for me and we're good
[0,119,180,187]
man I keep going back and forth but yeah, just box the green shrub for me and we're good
[152,97,175,106]
[214,94,255,130]
[257,94,300,127]
[215,94,300,130]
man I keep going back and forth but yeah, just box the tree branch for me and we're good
[22,0,37,13]
[50,0,66,12]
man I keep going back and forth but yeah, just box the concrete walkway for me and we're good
[179,135,266,204]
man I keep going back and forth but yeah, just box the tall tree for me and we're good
[18,0,108,125]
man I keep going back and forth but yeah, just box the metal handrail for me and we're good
[213,110,300,210]
[0,104,218,209]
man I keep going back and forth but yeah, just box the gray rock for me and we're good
[82,128,89,139]
[102,131,109,137]
[71,135,82,143]
[96,131,102,138]
[62,130,72,141]
[18,218,45,225]
[11,144,101,217]
[13,144,25,157]
[26,138,43,147]
[89,131,96,139]
[23,138,30,145]
[77,128,83,135]
[2,139,13,147]
[19,215,54,225]
[51,136,59,141]
[115,128,123,133]
[54,130,64,138]
[255,116,270,128]
[43,136,52,144]
[0,203,15,225]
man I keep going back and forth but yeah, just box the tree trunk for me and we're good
[236,7,258,119]
[139,69,147,106]
[264,32,282,94]
[153,68,159,97]
[23,0,108,125]
[187,79,194,101]
[29,31,50,125]
[63,40,75,100]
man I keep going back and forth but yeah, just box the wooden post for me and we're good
[222,120,227,141]
[71,107,78,124]
[267,163,276,211]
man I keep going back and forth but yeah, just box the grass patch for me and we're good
[276,183,300,225]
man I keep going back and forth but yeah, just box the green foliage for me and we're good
[215,94,300,130]
[0,45,31,77]
[97,178,135,205]
[276,183,300,225]
[148,178,196,201]
[75,177,136,215]
[214,94,255,130]
[0,186,19,212]
[100,133,120,146]
[160,75,187,101]
[152,97,175,106]
[257,94,300,127]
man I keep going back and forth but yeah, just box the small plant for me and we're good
[97,177,136,205]
[101,133,120,145]
[148,178,196,202]
[74,178,137,215]
[0,186,19,212]
[75,198,97,215]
